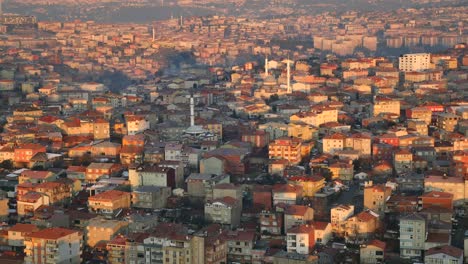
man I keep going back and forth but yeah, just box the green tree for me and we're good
[0,160,13,170]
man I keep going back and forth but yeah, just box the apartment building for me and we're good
[268,137,303,165]
[205,196,242,228]
[399,213,427,258]
[85,217,128,247]
[363,182,392,216]
[372,96,400,117]
[88,190,131,217]
[286,224,315,255]
[399,53,431,72]
[24,227,83,264]
[360,239,386,264]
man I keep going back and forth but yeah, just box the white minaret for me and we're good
[180,16,183,27]
[152,26,156,42]
[287,58,291,93]
[190,95,195,127]
[265,56,269,76]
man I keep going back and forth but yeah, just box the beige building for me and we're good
[372,97,400,117]
[86,217,128,247]
[363,182,392,216]
[344,210,380,243]
[284,205,314,231]
[425,245,464,264]
[424,175,466,206]
[225,230,256,264]
[24,227,83,264]
[269,137,303,165]
[289,108,338,128]
[88,190,131,217]
[394,149,413,174]
[331,204,355,233]
[407,119,428,135]
[436,113,461,132]
[399,53,431,72]
[360,240,386,264]
[329,162,354,181]
[322,132,371,157]
[8,223,40,247]
[288,122,318,142]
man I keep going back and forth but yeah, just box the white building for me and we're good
[400,213,427,258]
[204,196,241,228]
[331,204,355,224]
[425,245,463,264]
[399,53,431,72]
[24,227,83,264]
[286,224,315,255]
[126,115,150,135]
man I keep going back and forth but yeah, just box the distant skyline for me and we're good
[4,0,468,23]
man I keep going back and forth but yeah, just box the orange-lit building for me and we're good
[88,190,131,217]
[269,137,303,165]
[419,191,453,210]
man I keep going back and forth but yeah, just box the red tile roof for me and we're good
[426,245,463,258]
[27,227,79,240]
[368,239,386,250]
[8,224,40,233]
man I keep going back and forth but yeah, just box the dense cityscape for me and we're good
[0,0,467,264]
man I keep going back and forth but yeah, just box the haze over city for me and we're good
[0,0,466,264]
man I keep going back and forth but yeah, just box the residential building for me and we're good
[269,137,303,165]
[86,163,121,183]
[7,224,40,247]
[399,213,427,258]
[288,176,325,197]
[284,205,314,231]
[425,245,463,264]
[126,115,150,135]
[286,224,315,255]
[205,196,241,228]
[344,210,380,243]
[259,211,283,235]
[329,162,354,181]
[399,53,431,72]
[17,192,50,216]
[224,230,255,264]
[88,190,131,217]
[24,227,83,264]
[128,164,177,189]
[360,239,386,264]
[331,204,354,233]
[131,186,171,209]
[436,113,461,132]
[372,96,400,117]
[419,191,453,210]
[313,222,332,245]
[85,217,128,247]
[363,182,392,216]
[186,173,230,202]
[272,184,303,205]
[424,175,466,206]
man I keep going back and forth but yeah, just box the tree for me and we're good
[0,160,13,170]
